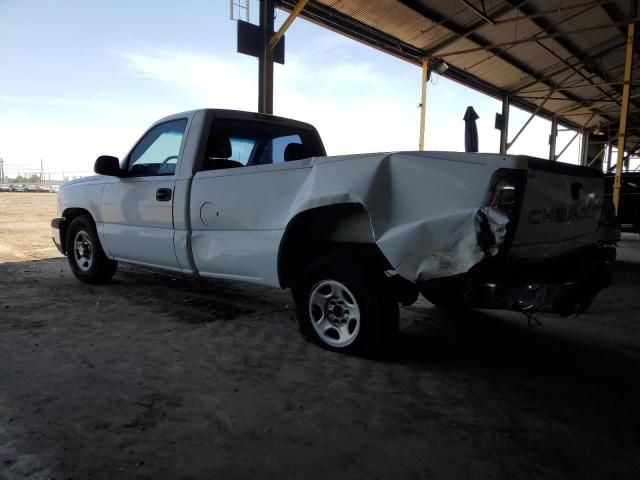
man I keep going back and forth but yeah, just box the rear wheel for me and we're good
[66,215,117,284]
[292,251,399,357]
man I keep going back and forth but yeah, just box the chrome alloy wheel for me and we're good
[73,230,93,272]
[308,280,361,348]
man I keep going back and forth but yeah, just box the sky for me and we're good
[0,0,586,180]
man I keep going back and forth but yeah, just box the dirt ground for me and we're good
[0,200,639,479]
[0,193,61,262]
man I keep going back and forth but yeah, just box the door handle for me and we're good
[156,188,172,202]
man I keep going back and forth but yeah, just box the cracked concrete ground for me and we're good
[0,236,639,479]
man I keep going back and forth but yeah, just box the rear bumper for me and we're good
[51,217,65,255]
[419,246,615,316]
[469,268,611,315]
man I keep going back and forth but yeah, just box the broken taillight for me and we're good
[487,169,527,220]
[476,169,528,256]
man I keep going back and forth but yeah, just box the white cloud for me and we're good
[118,48,428,155]
[2,47,589,180]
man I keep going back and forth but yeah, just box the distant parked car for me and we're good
[11,184,25,192]
[605,172,640,233]
[0,184,11,192]
[25,184,39,192]
[36,185,50,193]
[51,185,60,193]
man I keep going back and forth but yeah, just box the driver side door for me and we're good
[101,118,187,270]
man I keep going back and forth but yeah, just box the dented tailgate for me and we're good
[511,158,603,259]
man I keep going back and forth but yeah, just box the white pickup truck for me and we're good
[52,109,615,356]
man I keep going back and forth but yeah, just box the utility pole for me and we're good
[40,159,44,184]
[0,158,4,184]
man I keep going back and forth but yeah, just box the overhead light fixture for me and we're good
[593,124,605,135]
[433,58,449,75]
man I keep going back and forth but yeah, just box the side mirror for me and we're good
[94,155,123,177]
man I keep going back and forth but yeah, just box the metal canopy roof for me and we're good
[277,0,639,154]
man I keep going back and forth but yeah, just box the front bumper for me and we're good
[51,217,65,255]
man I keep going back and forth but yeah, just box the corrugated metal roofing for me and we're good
[277,0,639,155]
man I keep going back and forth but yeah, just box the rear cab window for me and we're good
[201,118,325,171]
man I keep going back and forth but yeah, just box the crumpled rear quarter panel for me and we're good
[288,152,513,282]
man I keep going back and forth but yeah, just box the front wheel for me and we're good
[292,252,399,357]
[66,215,117,284]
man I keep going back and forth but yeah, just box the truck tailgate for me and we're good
[511,158,603,259]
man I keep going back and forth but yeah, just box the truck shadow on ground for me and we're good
[613,259,640,274]
[114,260,640,412]
[394,304,640,405]
[393,304,640,448]
[2,258,639,479]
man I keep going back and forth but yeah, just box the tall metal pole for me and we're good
[258,0,275,114]
[418,57,429,151]
[0,158,3,184]
[580,128,590,166]
[499,94,509,155]
[613,21,635,214]
[549,117,558,161]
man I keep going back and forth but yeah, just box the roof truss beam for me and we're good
[424,1,526,56]
[398,0,602,118]
[276,0,631,136]
[504,0,640,119]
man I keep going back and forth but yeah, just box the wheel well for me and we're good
[60,208,93,254]
[278,203,388,288]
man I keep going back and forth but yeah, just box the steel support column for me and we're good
[549,117,558,161]
[258,0,275,114]
[499,94,509,155]
[580,129,590,166]
[419,57,429,151]
[614,21,636,213]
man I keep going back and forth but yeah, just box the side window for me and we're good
[270,135,302,164]
[128,119,187,176]
[253,134,303,165]
[229,138,256,165]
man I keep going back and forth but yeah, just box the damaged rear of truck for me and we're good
[279,150,613,325]
[411,155,614,316]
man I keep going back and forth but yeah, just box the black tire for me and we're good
[292,251,399,357]
[66,215,117,284]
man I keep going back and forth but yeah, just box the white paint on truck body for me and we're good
[55,109,605,288]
